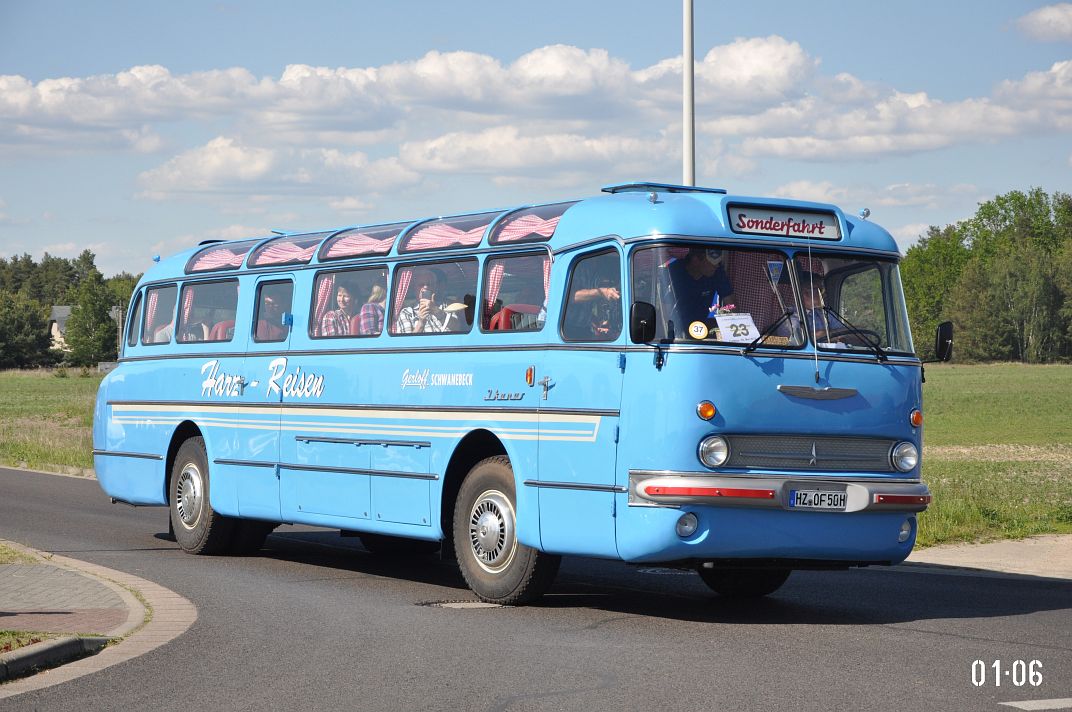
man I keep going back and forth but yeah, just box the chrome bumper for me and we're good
[628,470,931,513]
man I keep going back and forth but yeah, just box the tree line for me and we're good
[1,188,1070,368]
[901,188,1072,362]
[0,249,138,367]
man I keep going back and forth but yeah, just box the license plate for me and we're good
[789,489,847,510]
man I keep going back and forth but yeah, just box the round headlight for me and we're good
[891,442,919,472]
[698,435,729,468]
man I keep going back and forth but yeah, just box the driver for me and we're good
[663,247,736,324]
[565,254,621,340]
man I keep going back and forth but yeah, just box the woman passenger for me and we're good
[320,283,356,336]
[357,284,386,336]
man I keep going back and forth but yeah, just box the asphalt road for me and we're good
[1,466,1069,711]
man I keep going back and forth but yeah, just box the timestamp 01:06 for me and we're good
[971,660,1043,687]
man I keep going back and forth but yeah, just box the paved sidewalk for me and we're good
[0,540,197,697]
[907,533,1072,580]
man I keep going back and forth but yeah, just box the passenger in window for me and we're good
[396,269,451,333]
[565,256,621,340]
[357,284,386,335]
[256,290,291,341]
[783,272,854,346]
[153,321,175,343]
[320,282,357,336]
[663,248,736,323]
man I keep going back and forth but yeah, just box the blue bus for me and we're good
[93,181,952,604]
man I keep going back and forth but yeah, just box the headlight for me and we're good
[698,435,729,468]
[891,442,919,472]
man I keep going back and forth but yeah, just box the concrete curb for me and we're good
[0,541,197,698]
[0,636,108,682]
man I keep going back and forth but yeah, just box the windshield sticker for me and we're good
[766,261,784,283]
[714,314,760,343]
[729,207,841,240]
[688,321,709,340]
[401,369,473,390]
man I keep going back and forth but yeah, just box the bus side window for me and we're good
[126,290,143,348]
[389,259,478,335]
[309,266,389,338]
[179,280,240,343]
[561,250,622,342]
[254,280,293,343]
[141,285,178,345]
[482,253,549,332]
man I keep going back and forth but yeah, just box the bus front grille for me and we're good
[725,435,896,473]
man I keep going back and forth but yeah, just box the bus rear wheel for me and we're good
[170,437,235,555]
[696,567,791,599]
[452,456,559,605]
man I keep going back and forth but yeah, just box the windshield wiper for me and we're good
[819,306,888,362]
[741,310,795,354]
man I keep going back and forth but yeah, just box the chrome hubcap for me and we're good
[175,463,203,529]
[468,489,516,574]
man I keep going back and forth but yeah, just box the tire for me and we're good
[697,567,791,599]
[452,456,560,604]
[169,437,235,555]
[229,520,277,554]
[359,533,440,557]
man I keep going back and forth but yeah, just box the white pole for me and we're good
[683,0,695,186]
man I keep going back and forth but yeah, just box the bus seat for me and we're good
[498,304,539,330]
[208,320,235,341]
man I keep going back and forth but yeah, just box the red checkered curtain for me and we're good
[392,268,413,317]
[145,290,158,331]
[312,274,335,337]
[249,235,325,267]
[181,286,195,323]
[190,246,249,271]
[405,223,487,251]
[484,262,506,323]
[495,215,560,243]
[322,233,394,259]
[541,255,551,301]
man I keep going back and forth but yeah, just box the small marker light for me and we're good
[910,409,923,427]
[525,366,535,387]
[898,519,912,543]
[696,401,716,421]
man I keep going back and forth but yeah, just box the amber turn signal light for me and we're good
[910,409,923,427]
[696,401,716,421]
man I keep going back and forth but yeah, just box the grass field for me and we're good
[0,364,1069,547]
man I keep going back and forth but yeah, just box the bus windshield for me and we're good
[795,254,914,355]
[631,245,805,348]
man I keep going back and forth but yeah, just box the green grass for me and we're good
[0,542,37,564]
[0,369,102,472]
[0,630,57,654]
[921,363,1072,446]
[0,364,1069,547]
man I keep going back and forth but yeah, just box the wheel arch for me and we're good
[440,429,507,551]
[164,420,204,504]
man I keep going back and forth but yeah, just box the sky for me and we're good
[1,0,1070,277]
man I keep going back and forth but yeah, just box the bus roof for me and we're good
[143,182,900,283]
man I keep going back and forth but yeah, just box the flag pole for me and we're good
[683,0,695,186]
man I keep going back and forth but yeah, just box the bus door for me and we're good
[537,248,624,558]
[235,276,294,520]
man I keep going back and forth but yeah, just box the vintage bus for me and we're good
[93,181,952,604]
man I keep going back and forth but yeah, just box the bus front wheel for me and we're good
[452,456,560,605]
[696,567,791,598]
[170,437,235,555]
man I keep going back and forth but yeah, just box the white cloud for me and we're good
[890,223,931,251]
[1018,3,1072,41]
[138,137,276,198]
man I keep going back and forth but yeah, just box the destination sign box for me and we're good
[729,206,841,240]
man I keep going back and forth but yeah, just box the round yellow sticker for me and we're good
[688,321,709,340]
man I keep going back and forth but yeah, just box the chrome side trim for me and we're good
[278,462,438,480]
[214,459,276,468]
[108,399,618,418]
[295,436,432,448]
[92,449,163,461]
[777,385,859,400]
[522,479,627,493]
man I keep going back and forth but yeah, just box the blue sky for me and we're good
[1,1,1070,276]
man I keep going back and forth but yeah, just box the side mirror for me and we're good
[934,321,953,362]
[630,301,657,344]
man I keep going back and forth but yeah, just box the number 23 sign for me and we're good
[714,314,759,343]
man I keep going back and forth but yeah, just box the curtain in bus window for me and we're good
[311,273,336,337]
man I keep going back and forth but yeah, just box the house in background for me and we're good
[48,305,72,352]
